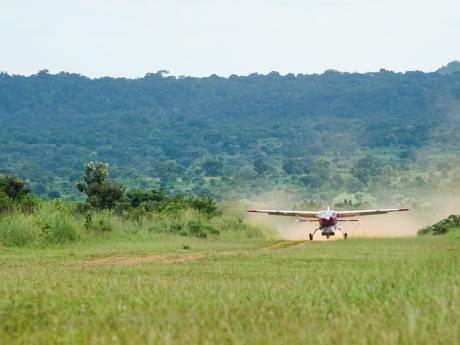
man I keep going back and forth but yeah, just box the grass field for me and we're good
[1,234,459,345]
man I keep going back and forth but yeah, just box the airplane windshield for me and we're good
[320,211,337,217]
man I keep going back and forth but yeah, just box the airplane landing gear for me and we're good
[309,228,319,241]
[344,233,348,240]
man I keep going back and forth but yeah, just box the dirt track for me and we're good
[84,254,202,265]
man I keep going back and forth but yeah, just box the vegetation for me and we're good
[437,60,460,75]
[0,202,267,247]
[0,174,37,214]
[0,171,268,247]
[1,67,460,204]
[1,236,459,344]
[418,215,460,236]
[2,63,460,344]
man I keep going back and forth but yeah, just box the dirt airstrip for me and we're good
[82,240,321,266]
[84,254,202,266]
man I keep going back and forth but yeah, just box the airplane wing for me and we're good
[336,208,409,218]
[247,209,320,218]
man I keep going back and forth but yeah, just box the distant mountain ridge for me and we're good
[437,60,460,75]
[0,67,459,202]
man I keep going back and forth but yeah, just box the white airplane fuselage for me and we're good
[318,211,339,237]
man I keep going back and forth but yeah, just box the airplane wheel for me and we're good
[344,233,348,240]
[309,234,313,241]
[326,235,330,239]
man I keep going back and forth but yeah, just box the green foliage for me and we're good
[0,200,266,247]
[83,213,112,233]
[0,210,80,246]
[201,160,224,177]
[77,162,124,209]
[2,70,459,201]
[38,216,78,244]
[123,189,218,216]
[351,156,382,184]
[282,158,309,175]
[85,182,124,209]
[185,220,219,238]
[0,191,15,214]
[0,175,31,199]
[0,215,39,247]
[74,162,219,217]
[186,196,218,216]
[0,175,37,214]
[417,215,460,236]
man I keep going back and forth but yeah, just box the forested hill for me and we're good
[1,68,460,203]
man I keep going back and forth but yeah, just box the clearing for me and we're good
[0,234,459,345]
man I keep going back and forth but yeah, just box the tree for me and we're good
[77,162,124,209]
[48,191,61,199]
[78,162,109,188]
[282,158,309,175]
[299,174,321,188]
[437,60,460,75]
[0,175,36,213]
[350,156,381,184]
[253,157,271,176]
[0,175,31,199]
[201,160,223,177]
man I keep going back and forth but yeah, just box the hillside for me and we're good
[1,68,460,203]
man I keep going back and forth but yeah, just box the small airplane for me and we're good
[247,206,409,240]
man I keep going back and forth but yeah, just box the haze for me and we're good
[1,0,460,77]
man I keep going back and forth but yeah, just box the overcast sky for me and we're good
[1,0,459,77]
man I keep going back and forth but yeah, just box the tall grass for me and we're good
[0,202,270,247]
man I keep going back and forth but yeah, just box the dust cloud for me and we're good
[244,191,460,240]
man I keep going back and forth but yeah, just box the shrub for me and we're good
[184,220,219,238]
[39,216,79,244]
[418,215,460,236]
[0,175,37,214]
[83,213,112,233]
[169,222,183,234]
[0,175,31,199]
[188,196,219,216]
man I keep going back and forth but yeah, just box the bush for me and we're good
[418,215,460,236]
[184,220,219,238]
[188,197,219,216]
[0,200,269,247]
[0,175,37,214]
[83,213,112,233]
[41,216,78,244]
[0,175,31,199]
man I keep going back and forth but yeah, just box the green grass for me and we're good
[0,203,271,247]
[1,236,459,345]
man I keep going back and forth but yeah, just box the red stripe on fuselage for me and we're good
[319,216,337,226]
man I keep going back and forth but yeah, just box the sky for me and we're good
[1,0,459,78]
